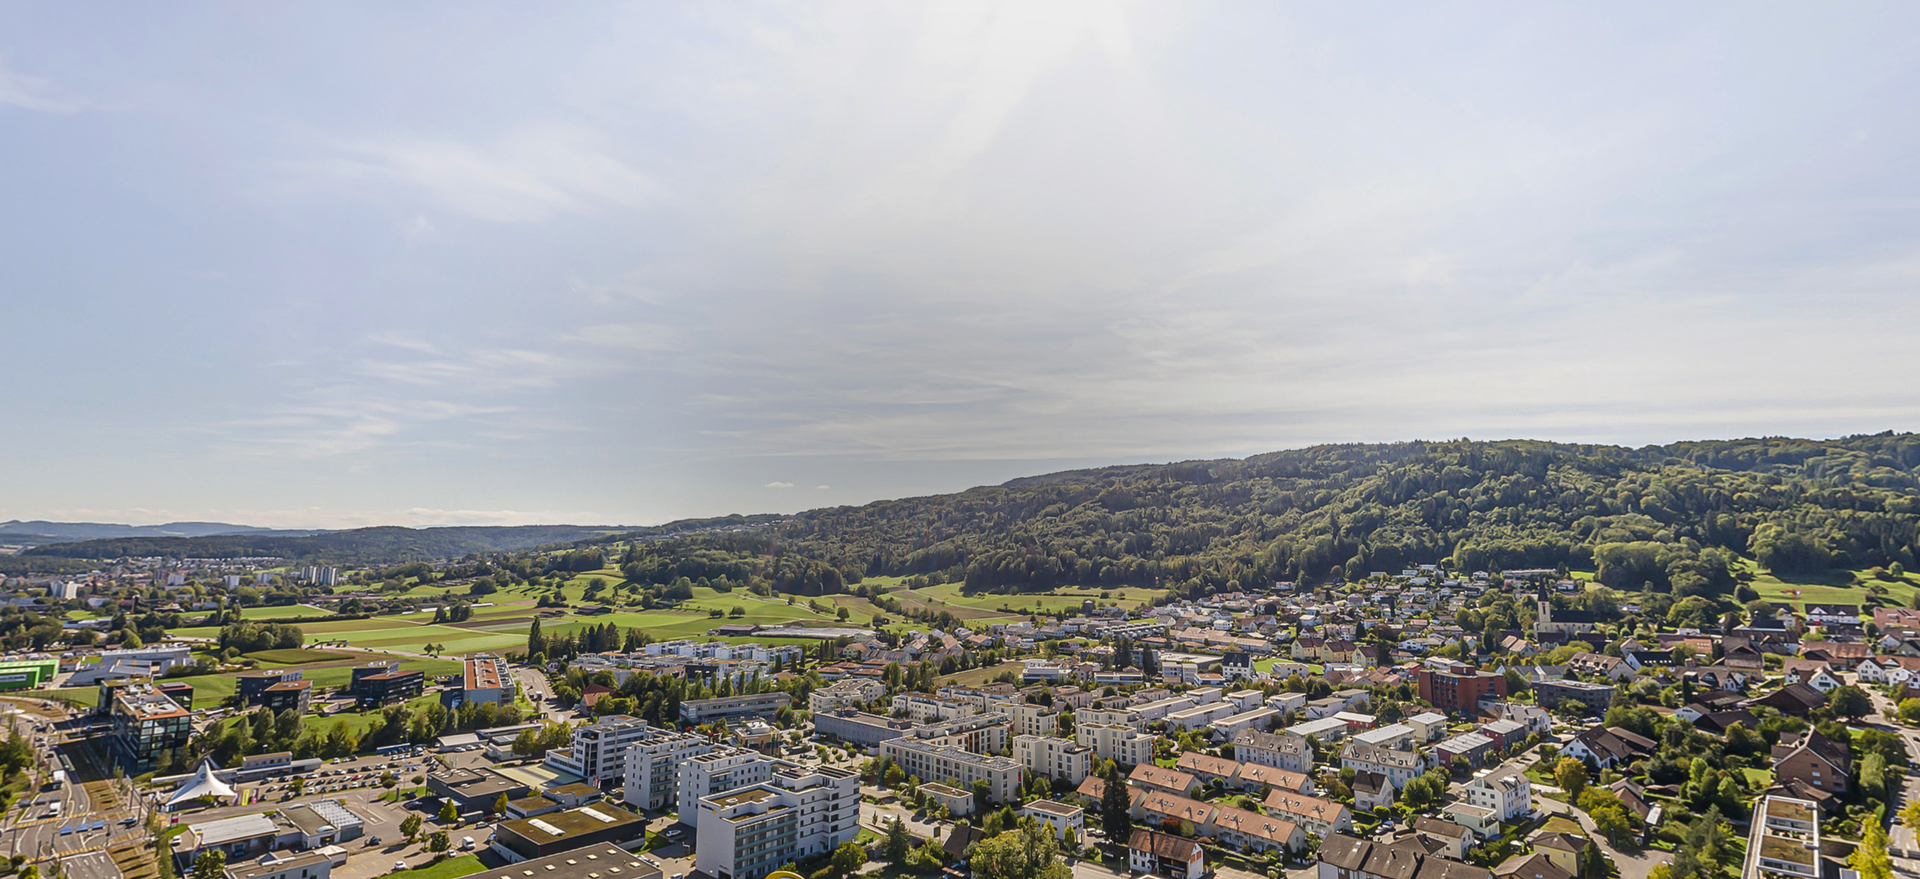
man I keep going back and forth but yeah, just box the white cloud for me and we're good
[815,485,831,490]
[293,124,662,222]
[0,59,80,114]
[764,481,795,489]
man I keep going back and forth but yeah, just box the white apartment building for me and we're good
[1340,742,1429,790]
[694,764,860,879]
[597,723,711,810]
[1076,723,1155,767]
[1167,702,1240,732]
[807,679,887,715]
[1006,702,1061,738]
[1018,800,1085,843]
[1131,697,1197,724]
[1459,772,1531,822]
[545,715,659,784]
[1013,735,1091,785]
[890,694,979,723]
[678,746,776,827]
[1076,707,1144,730]
[1234,729,1311,773]
[878,738,1021,804]
[1210,708,1278,742]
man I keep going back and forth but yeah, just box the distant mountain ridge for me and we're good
[0,520,327,547]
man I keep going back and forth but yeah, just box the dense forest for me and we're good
[604,434,1920,602]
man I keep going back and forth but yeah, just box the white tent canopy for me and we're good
[166,760,237,810]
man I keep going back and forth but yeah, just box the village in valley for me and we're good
[0,558,1909,879]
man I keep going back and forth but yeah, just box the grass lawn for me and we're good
[1739,557,1919,611]
[382,855,483,879]
[1742,767,1774,787]
[45,655,463,710]
[246,648,354,666]
[239,605,335,620]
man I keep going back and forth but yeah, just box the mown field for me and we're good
[43,653,463,709]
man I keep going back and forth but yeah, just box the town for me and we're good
[0,559,1910,879]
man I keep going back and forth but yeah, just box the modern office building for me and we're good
[460,654,516,708]
[259,681,312,714]
[223,849,331,879]
[106,683,192,773]
[237,669,304,704]
[426,767,530,811]
[351,664,424,709]
[677,747,776,828]
[693,764,860,879]
[878,738,1021,805]
[1532,679,1615,714]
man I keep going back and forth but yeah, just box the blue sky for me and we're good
[4,2,1919,528]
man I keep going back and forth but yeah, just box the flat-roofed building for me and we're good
[351,665,423,709]
[1018,800,1084,842]
[107,683,192,774]
[920,782,974,817]
[680,692,793,725]
[491,804,648,863]
[808,679,886,714]
[813,710,912,752]
[279,800,364,847]
[224,850,329,879]
[1077,723,1155,766]
[1746,796,1820,879]
[694,765,860,879]
[259,681,312,714]
[462,654,516,708]
[1013,735,1091,785]
[677,747,776,828]
[426,767,530,812]
[879,738,1021,805]
[237,670,305,705]
[1210,708,1278,742]
[462,845,660,879]
[614,723,712,810]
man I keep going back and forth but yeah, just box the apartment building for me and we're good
[1341,743,1428,790]
[1745,796,1820,879]
[1458,772,1531,822]
[1261,790,1352,839]
[680,693,793,725]
[1234,729,1311,773]
[890,694,979,723]
[693,765,861,879]
[1077,723,1155,766]
[545,715,655,783]
[807,679,886,714]
[621,726,714,810]
[677,747,776,828]
[878,738,1021,805]
[1014,735,1092,785]
[812,710,913,752]
[1005,702,1061,738]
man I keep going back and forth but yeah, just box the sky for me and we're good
[4,3,1920,529]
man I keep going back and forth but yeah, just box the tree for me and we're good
[1555,758,1589,801]
[400,814,423,842]
[884,817,912,863]
[970,824,1072,879]
[438,801,459,824]
[1851,819,1893,879]
[191,850,227,879]
[493,793,510,815]
[1100,763,1133,841]
[428,831,450,854]
[1829,685,1873,721]
[829,841,868,879]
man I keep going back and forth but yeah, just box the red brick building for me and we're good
[1416,668,1507,715]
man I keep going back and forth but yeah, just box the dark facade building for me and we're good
[352,665,424,709]
[427,767,530,811]
[1416,668,1507,716]
[105,684,192,773]
[155,681,195,709]
[1533,679,1615,714]
[260,680,313,713]
[237,669,304,704]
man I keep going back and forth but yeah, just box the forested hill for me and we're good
[610,434,1920,601]
[21,524,618,565]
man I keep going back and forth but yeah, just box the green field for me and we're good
[380,856,482,879]
[44,654,464,710]
[1739,558,1918,611]
[239,605,334,620]
[246,648,353,666]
